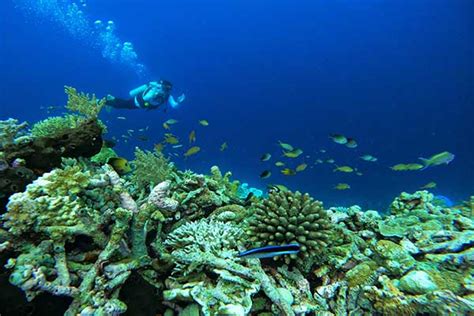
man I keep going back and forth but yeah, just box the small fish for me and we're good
[329,134,347,145]
[278,141,294,151]
[334,183,351,190]
[296,163,308,172]
[189,130,196,143]
[268,184,289,193]
[137,135,149,141]
[281,168,296,176]
[165,119,179,125]
[138,128,146,132]
[220,142,228,152]
[419,151,455,170]
[360,155,377,162]
[345,138,358,148]
[261,153,272,161]
[127,129,135,135]
[325,159,335,164]
[420,182,437,189]
[238,244,300,259]
[315,159,323,164]
[283,148,303,158]
[154,143,164,152]
[333,166,354,173]
[390,163,424,171]
[163,122,170,130]
[184,146,201,157]
[199,120,209,126]
[172,144,183,149]
[320,149,327,153]
[260,170,272,179]
[356,172,363,176]
[164,134,180,145]
[275,161,285,167]
[107,157,132,175]
[117,116,126,120]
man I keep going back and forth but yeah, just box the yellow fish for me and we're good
[296,163,308,172]
[189,130,196,143]
[117,116,126,120]
[199,120,209,126]
[261,153,272,161]
[154,143,164,152]
[278,141,294,151]
[275,161,285,167]
[163,122,170,130]
[281,168,296,176]
[268,184,289,192]
[220,142,228,152]
[406,163,424,171]
[333,166,354,173]
[165,119,179,125]
[390,163,424,171]
[334,183,350,190]
[107,157,132,175]
[164,133,179,145]
[184,146,201,157]
[420,182,437,189]
[283,148,303,158]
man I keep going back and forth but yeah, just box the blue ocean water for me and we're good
[1,0,472,210]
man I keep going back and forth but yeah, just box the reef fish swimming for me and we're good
[238,244,300,259]
[419,151,455,170]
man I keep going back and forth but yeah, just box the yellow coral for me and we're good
[64,86,105,118]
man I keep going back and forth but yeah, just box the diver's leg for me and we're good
[106,98,138,109]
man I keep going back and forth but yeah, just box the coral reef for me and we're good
[247,190,334,266]
[0,118,29,148]
[30,114,83,138]
[131,147,174,194]
[64,86,106,118]
[1,136,473,316]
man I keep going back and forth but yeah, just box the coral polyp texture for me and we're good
[248,190,333,264]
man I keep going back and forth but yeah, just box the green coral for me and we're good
[131,147,173,193]
[30,114,83,138]
[0,118,29,147]
[64,85,105,118]
[248,190,333,265]
[91,146,118,164]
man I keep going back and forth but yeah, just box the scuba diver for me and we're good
[106,80,185,110]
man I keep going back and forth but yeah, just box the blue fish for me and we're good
[238,244,300,259]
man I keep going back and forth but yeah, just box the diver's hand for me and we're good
[177,94,186,103]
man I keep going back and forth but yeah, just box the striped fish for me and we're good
[238,244,300,259]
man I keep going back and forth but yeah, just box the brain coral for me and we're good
[248,190,333,264]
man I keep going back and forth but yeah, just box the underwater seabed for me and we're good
[1,90,474,316]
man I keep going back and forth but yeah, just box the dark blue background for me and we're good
[1,0,473,209]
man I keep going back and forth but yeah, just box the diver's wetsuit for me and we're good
[106,80,175,110]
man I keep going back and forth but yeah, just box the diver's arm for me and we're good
[168,94,186,109]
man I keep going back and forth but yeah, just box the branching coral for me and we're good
[247,190,333,265]
[64,86,105,118]
[0,118,29,148]
[131,147,173,193]
[30,114,83,138]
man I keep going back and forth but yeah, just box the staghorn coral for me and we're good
[247,190,333,265]
[64,86,105,118]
